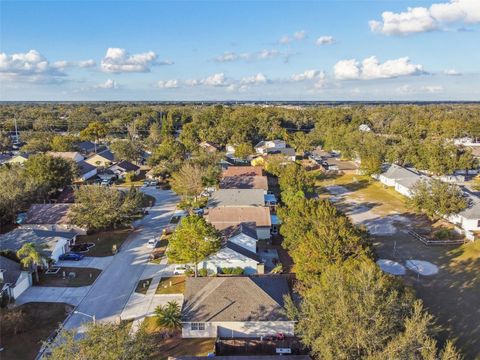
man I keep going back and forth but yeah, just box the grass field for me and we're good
[156,276,186,295]
[76,228,131,257]
[0,302,71,360]
[35,267,101,287]
[142,317,215,359]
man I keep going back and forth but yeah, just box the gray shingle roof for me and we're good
[0,256,23,285]
[458,190,480,220]
[220,176,268,191]
[77,160,96,175]
[209,189,265,207]
[382,164,420,181]
[182,276,290,322]
[0,229,74,257]
[115,160,140,172]
[226,241,260,262]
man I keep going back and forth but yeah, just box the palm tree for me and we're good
[155,301,181,332]
[16,242,44,282]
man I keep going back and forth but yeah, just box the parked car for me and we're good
[147,238,159,248]
[59,252,85,261]
[100,179,112,186]
[173,265,191,275]
[192,208,204,216]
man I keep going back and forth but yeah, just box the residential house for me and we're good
[76,160,98,181]
[222,166,264,177]
[0,228,77,262]
[220,176,269,192]
[108,160,140,179]
[20,203,87,234]
[47,151,85,163]
[263,147,296,161]
[378,164,427,197]
[0,256,32,300]
[181,276,294,338]
[448,190,480,240]
[209,189,265,208]
[205,206,272,239]
[0,153,13,165]
[7,153,30,165]
[199,141,219,153]
[77,141,97,155]
[85,149,115,168]
[201,223,262,275]
[254,140,287,154]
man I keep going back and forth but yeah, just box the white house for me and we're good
[181,276,295,338]
[0,229,77,263]
[77,160,98,181]
[448,191,480,240]
[108,160,140,179]
[254,140,286,154]
[378,164,421,187]
[201,223,261,275]
[0,256,32,300]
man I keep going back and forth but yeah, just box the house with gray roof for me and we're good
[209,189,265,208]
[181,276,294,338]
[448,189,480,240]
[20,203,87,234]
[378,164,428,197]
[0,229,76,262]
[201,223,262,275]
[0,256,32,300]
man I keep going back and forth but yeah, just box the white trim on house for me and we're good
[182,320,295,338]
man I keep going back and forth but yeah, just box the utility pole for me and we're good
[14,118,19,144]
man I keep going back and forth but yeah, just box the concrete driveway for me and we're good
[62,188,179,330]
[56,256,113,270]
[16,286,91,306]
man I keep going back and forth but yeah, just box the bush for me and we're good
[185,268,194,277]
[221,267,244,275]
[125,172,136,183]
[434,229,454,240]
[198,268,208,277]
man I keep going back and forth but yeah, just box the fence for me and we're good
[408,230,466,246]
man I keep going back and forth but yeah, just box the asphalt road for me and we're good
[63,188,179,330]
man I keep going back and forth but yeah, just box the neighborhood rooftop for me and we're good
[220,176,268,191]
[182,276,289,322]
[23,203,73,225]
[0,228,75,255]
[209,189,265,207]
[206,207,272,229]
[222,166,264,177]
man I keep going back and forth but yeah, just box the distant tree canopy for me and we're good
[25,154,77,193]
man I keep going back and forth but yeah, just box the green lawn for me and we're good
[76,229,131,257]
[0,302,72,360]
[142,317,215,359]
[35,267,101,287]
[155,276,186,295]
[135,278,152,295]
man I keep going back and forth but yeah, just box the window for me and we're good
[190,322,205,331]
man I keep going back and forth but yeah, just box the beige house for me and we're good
[85,149,115,168]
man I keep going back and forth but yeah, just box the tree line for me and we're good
[275,163,462,359]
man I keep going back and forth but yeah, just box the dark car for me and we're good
[59,252,85,261]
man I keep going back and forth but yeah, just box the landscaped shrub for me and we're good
[434,229,454,240]
[221,267,244,275]
[185,268,194,277]
[198,268,208,277]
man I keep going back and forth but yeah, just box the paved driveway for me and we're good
[16,286,90,306]
[56,256,113,270]
[63,188,179,330]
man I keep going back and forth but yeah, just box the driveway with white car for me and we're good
[62,188,179,330]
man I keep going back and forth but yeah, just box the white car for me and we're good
[147,238,158,248]
[173,265,190,275]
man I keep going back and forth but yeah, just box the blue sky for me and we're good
[1,0,479,101]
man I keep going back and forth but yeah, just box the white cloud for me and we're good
[397,84,444,94]
[79,59,96,68]
[294,30,307,40]
[94,79,118,89]
[423,85,444,93]
[334,56,425,80]
[257,49,281,59]
[291,70,327,88]
[202,73,228,87]
[101,48,166,73]
[444,69,461,76]
[278,30,307,44]
[213,49,283,62]
[370,0,480,35]
[241,73,268,85]
[157,79,179,88]
[184,79,200,87]
[315,36,335,45]
[0,49,66,83]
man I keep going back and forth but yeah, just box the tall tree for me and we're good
[167,215,220,277]
[79,121,108,153]
[170,163,205,204]
[17,243,44,282]
[409,179,467,221]
[25,154,77,193]
[110,140,143,163]
[48,322,153,360]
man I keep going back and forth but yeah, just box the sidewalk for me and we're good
[16,286,91,306]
